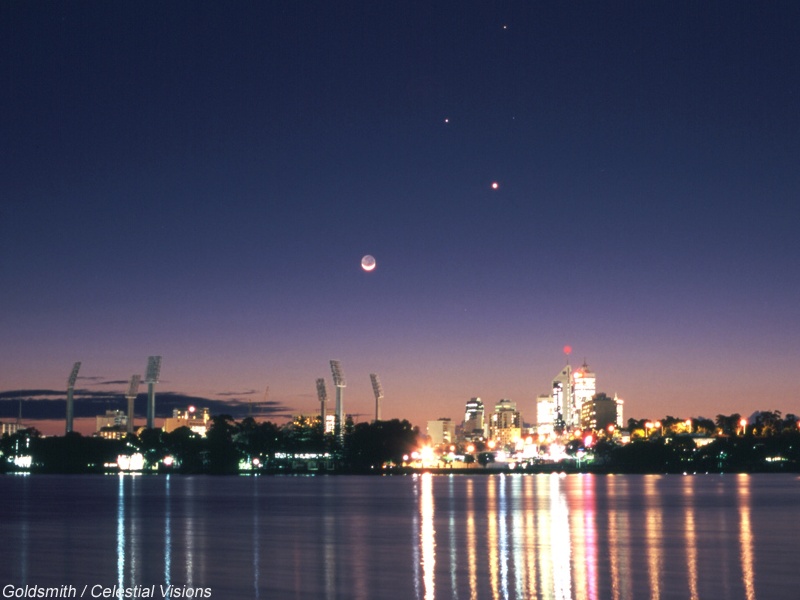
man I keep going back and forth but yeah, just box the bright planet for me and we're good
[361,255,376,271]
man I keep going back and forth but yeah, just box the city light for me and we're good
[117,453,144,472]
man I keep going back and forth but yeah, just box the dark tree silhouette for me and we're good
[344,419,419,471]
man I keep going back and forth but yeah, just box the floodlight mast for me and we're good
[370,373,384,422]
[329,360,346,442]
[316,378,328,434]
[125,374,141,434]
[65,362,81,434]
[144,356,162,429]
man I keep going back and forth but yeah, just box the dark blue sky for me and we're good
[2,1,799,433]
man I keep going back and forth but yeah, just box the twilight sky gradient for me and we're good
[2,2,799,435]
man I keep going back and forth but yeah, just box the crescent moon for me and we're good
[361,255,376,271]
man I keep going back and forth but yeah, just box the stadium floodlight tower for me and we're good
[125,374,141,434]
[370,373,384,422]
[144,356,162,429]
[65,362,81,434]
[316,378,328,434]
[329,360,346,442]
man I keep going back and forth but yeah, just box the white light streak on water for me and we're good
[447,477,459,599]
[419,473,435,600]
[184,477,194,586]
[644,476,663,600]
[523,476,538,598]
[498,474,509,600]
[683,476,699,600]
[550,474,572,600]
[738,475,756,600]
[510,476,525,600]
[466,478,478,600]
[117,475,125,598]
[412,476,421,600]
[487,475,499,600]
[583,476,598,600]
[164,476,171,587]
[251,478,259,600]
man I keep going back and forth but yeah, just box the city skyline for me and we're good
[2,2,799,434]
[0,349,788,437]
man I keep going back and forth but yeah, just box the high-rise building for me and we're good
[95,410,129,440]
[0,421,23,436]
[550,359,599,432]
[573,360,596,417]
[322,412,335,435]
[614,393,624,429]
[536,394,556,436]
[579,393,617,431]
[489,398,521,449]
[163,406,210,437]
[462,397,485,440]
[552,364,573,431]
[428,418,457,446]
[96,409,128,431]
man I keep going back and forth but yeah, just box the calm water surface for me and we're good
[2,473,799,599]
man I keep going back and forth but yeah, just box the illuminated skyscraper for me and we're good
[573,360,596,419]
[489,398,521,449]
[428,418,457,445]
[536,394,556,436]
[462,397,485,440]
[552,364,572,431]
[579,393,616,431]
[550,358,598,432]
[614,393,624,429]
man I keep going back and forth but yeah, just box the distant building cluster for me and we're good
[0,421,23,437]
[426,359,624,453]
[163,406,210,437]
[536,360,623,435]
[95,410,129,439]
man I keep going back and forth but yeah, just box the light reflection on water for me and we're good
[644,476,663,600]
[2,473,800,599]
[737,475,756,600]
[683,475,699,600]
[466,477,478,600]
[419,473,436,600]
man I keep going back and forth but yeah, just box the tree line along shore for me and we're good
[2,411,799,475]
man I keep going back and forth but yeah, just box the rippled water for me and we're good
[2,473,799,599]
